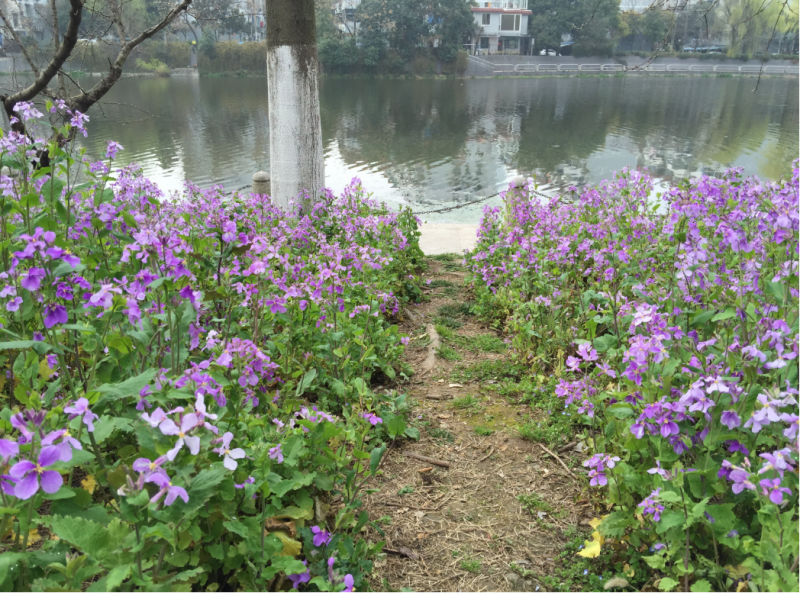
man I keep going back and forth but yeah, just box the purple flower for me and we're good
[287,561,310,588]
[20,268,45,291]
[41,429,83,462]
[160,413,201,460]
[268,444,284,464]
[638,488,665,522]
[64,397,98,432]
[311,525,332,547]
[0,439,19,463]
[106,140,123,159]
[145,472,189,506]
[759,478,791,505]
[8,446,63,499]
[132,456,167,476]
[6,296,22,312]
[343,574,355,592]
[758,449,795,478]
[235,476,255,489]
[361,412,383,426]
[212,432,246,470]
[142,407,167,428]
[720,410,741,430]
[43,304,68,328]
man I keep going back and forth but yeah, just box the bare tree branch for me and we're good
[754,0,790,91]
[0,8,42,77]
[69,0,194,114]
[2,0,82,117]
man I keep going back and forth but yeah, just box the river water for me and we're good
[5,75,799,222]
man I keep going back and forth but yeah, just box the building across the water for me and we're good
[470,1,533,55]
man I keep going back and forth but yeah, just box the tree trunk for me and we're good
[266,0,324,211]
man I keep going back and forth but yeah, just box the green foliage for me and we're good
[474,425,493,436]
[134,58,169,75]
[435,345,461,361]
[0,113,425,591]
[466,168,800,592]
[451,394,479,410]
[528,0,621,56]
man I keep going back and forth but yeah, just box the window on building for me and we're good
[500,14,521,31]
[480,37,489,49]
[503,37,519,49]
[482,14,491,25]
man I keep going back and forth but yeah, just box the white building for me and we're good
[471,1,532,55]
[1,0,50,47]
[333,0,361,37]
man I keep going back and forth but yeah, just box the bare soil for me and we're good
[365,258,593,592]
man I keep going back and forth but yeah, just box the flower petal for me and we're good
[40,470,63,494]
[14,472,39,500]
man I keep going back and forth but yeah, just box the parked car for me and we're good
[539,49,558,56]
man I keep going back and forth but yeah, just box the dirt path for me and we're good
[365,256,594,592]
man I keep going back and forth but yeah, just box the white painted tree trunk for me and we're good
[266,1,325,212]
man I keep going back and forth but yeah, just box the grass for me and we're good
[434,324,454,339]
[452,394,480,410]
[450,359,525,383]
[515,417,573,449]
[453,334,506,353]
[474,426,494,436]
[459,558,482,573]
[427,279,454,288]
[437,303,473,318]
[429,253,459,262]
[517,492,554,514]
[428,427,455,442]
[433,316,463,330]
[436,346,461,361]
[398,485,414,496]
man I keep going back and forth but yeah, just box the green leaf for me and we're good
[690,309,715,328]
[387,415,406,439]
[295,369,317,397]
[94,368,156,407]
[0,340,62,355]
[711,309,736,322]
[181,467,226,514]
[59,323,95,334]
[765,281,785,302]
[43,487,76,501]
[313,474,334,491]
[658,577,679,591]
[655,509,685,534]
[404,426,421,440]
[690,579,712,592]
[91,417,133,445]
[593,334,619,352]
[47,516,130,562]
[370,444,387,475]
[606,403,634,419]
[52,261,85,278]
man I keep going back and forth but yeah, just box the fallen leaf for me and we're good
[623,563,634,577]
[448,383,463,388]
[81,475,97,495]
[265,517,297,537]
[437,413,451,419]
[576,523,605,559]
[269,531,302,557]
[26,528,41,547]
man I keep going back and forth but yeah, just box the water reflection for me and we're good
[1,75,796,221]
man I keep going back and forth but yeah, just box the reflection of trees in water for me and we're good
[65,76,798,193]
[320,79,475,195]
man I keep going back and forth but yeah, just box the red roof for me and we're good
[471,7,532,14]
